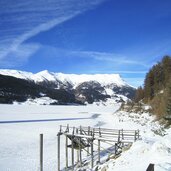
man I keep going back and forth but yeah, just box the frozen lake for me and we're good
[0,104,120,171]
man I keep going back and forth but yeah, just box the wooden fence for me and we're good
[56,125,140,171]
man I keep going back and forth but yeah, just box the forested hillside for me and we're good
[135,56,171,119]
[0,74,77,104]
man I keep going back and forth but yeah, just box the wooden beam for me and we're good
[65,135,68,169]
[57,133,61,171]
[98,127,101,163]
[40,134,43,171]
[79,137,82,166]
[91,139,94,169]
[87,126,90,156]
[71,135,74,171]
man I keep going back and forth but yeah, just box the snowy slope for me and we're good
[0,69,34,80]
[55,72,128,87]
[95,110,171,171]
[0,69,130,87]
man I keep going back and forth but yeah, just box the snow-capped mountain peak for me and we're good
[0,69,136,104]
[0,69,33,80]
[33,70,57,82]
[55,73,128,87]
[0,69,130,87]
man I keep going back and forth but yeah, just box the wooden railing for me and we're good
[56,125,140,171]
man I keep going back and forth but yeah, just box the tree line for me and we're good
[134,55,171,118]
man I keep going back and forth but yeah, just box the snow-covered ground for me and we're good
[97,111,171,171]
[0,104,119,171]
[0,104,171,171]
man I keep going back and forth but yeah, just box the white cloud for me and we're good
[0,43,40,67]
[0,0,106,66]
[70,50,148,67]
[109,70,147,74]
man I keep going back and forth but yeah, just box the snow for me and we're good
[55,73,127,87]
[0,104,120,171]
[101,136,171,171]
[0,69,134,104]
[13,97,58,105]
[33,70,57,82]
[0,69,34,80]
[105,88,114,96]
[0,69,129,87]
[102,139,171,171]
[0,104,171,171]
[96,111,171,171]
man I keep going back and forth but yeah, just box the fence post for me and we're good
[91,138,94,169]
[118,130,120,142]
[71,132,74,171]
[121,129,124,147]
[91,129,95,169]
[98,127,101,163]
[87,126,90,156]
[80,126,82,134]
[138,129,140,139]
[79,138,82,167]
[57,133,61,171]
[134,131,137,141]
[40,134,43,171]
[65,135,68,169]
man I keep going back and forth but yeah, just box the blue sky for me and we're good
[0,0,171,87]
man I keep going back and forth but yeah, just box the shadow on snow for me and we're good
[0,117,91,124]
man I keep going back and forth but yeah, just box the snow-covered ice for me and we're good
[0,104,119,171]
[0,103,171,171]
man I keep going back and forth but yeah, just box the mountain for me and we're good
[0,69,136,105]
[0,74,78,105]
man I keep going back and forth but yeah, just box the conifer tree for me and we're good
[166,84,171,117]
[134,86,144,102]
[144,69,154,99]
[162,56,171,86]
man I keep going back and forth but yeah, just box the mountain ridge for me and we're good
[0,69,136,105]
[0,69,133,88]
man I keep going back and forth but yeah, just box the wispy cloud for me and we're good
[0,43,40,67]
[0,0,106,67]
[69,50,148,67]
[107,70,147,74]
[37,47,149,76]
[29,45,149,73]
[122,39,171,66]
